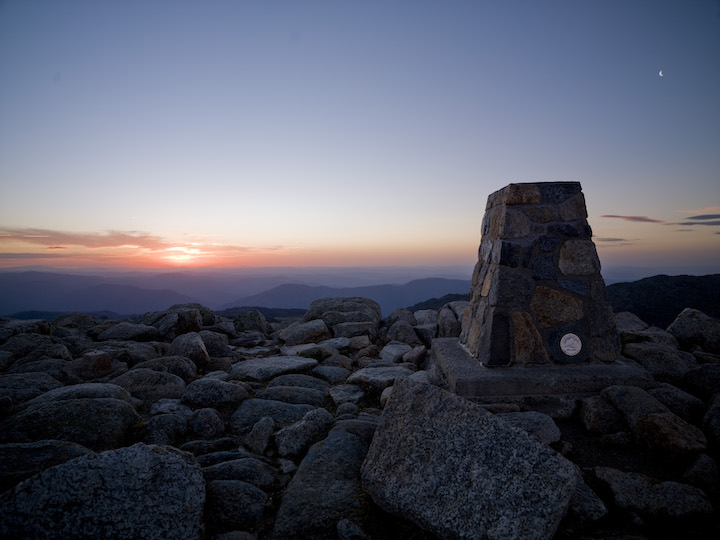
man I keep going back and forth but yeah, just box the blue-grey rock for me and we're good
[268,373,330,392]
[0,443,205,540]
[595,466,712,518]
[230,356,318,381]
[361,379,577,540]
[182,378,248,408]
[255,385,326,407]
[205,480,266,533]
[98,322,159,341]
[202,457,277,489]
[134,356,197,383]
[496,410,561,445]
[347,365,414,390]
[0,398,140,451]
[275,407,334,458]
[312,365,350,383]
[110,368,185,402]
[188,407,224,439]
[0,440,92,493]
[230,399,315,436]
[273,429,369,537]
[0,373,62,406]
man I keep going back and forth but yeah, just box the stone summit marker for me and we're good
[432,182,653,405]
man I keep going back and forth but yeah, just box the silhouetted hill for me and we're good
[607,274,720,329]
[406,293,471,312]
[223,278,472,316]
[215,306,306,323]
[0,272,198,315]
[2,310,125,321]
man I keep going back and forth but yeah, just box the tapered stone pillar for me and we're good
[460,182,621,366]
[431,182,653,409]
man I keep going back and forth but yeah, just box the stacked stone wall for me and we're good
[460,182,621,366]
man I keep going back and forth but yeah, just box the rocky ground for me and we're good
[0,297,718,539]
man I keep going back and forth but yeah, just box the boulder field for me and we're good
[0,299,719,539]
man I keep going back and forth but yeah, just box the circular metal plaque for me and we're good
[559,333,582,357]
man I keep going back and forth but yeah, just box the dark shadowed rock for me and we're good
[63,349,128,382]
[566,474,608,526]
[202,457,277,488]
[667,307,720,354]
[243,416,275,455]
[133,355,197,383]
[0,373,63,406]
[233,309,273,336]
[167,332,210,371]
[634,412,707,456]
[143,413,187,446]
[623,342,698,384]
[199,330,230,357]
[0,333,54,361]
[273,429,369,538]
[703,394,720,448]
[386,320,422,346]
[0,398,140,451]
[602,385,705,456]
[205,480,266,533]
[329,384,365,405]
[7,358,65,380]
[23,382,136,408]
[648,383,705,423]
[361,379,577,540]
[256,385,326,406]
[682,453,719,494]
[347,365,414,390]
[579,394,624,434]
[188,407,224,439]
[615,311,649,333]
[385,308,417,327]
[267,373,330,392]
[379,341,413,362]
[496,410,561,445]
[302,297,382,325]
[98,322,159,341]
[181,378,249,408]
[312,364,350,383]
[110,368,185,402]
[594,466,712,518]
[230,356,317,380]
[278,319,332,345]
[0,440,92,493]
[683,363,720,400]
[275,407,334,458]
[230,399,315,436]
[0,443,205,540]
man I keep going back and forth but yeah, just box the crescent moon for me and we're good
[659,70,663,77]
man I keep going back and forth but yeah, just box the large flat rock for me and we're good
[432,338,655,399]
[230,356,317,381]
[0,443,205,540]
[361,379,577,540]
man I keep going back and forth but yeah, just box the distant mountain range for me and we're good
[607,274,720,329]
[0,269,471,318]
[2,268,717,325]
[221,278,472,314]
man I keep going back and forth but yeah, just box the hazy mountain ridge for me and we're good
[607,274,720,329]
[222,278,472,315]
[0,269,471,317]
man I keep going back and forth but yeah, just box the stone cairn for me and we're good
[460,182,621,367]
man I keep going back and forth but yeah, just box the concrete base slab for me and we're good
[432,338,656,402]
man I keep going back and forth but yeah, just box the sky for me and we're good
[1,0,718,277]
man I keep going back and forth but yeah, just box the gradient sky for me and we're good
[1,1,719,274]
